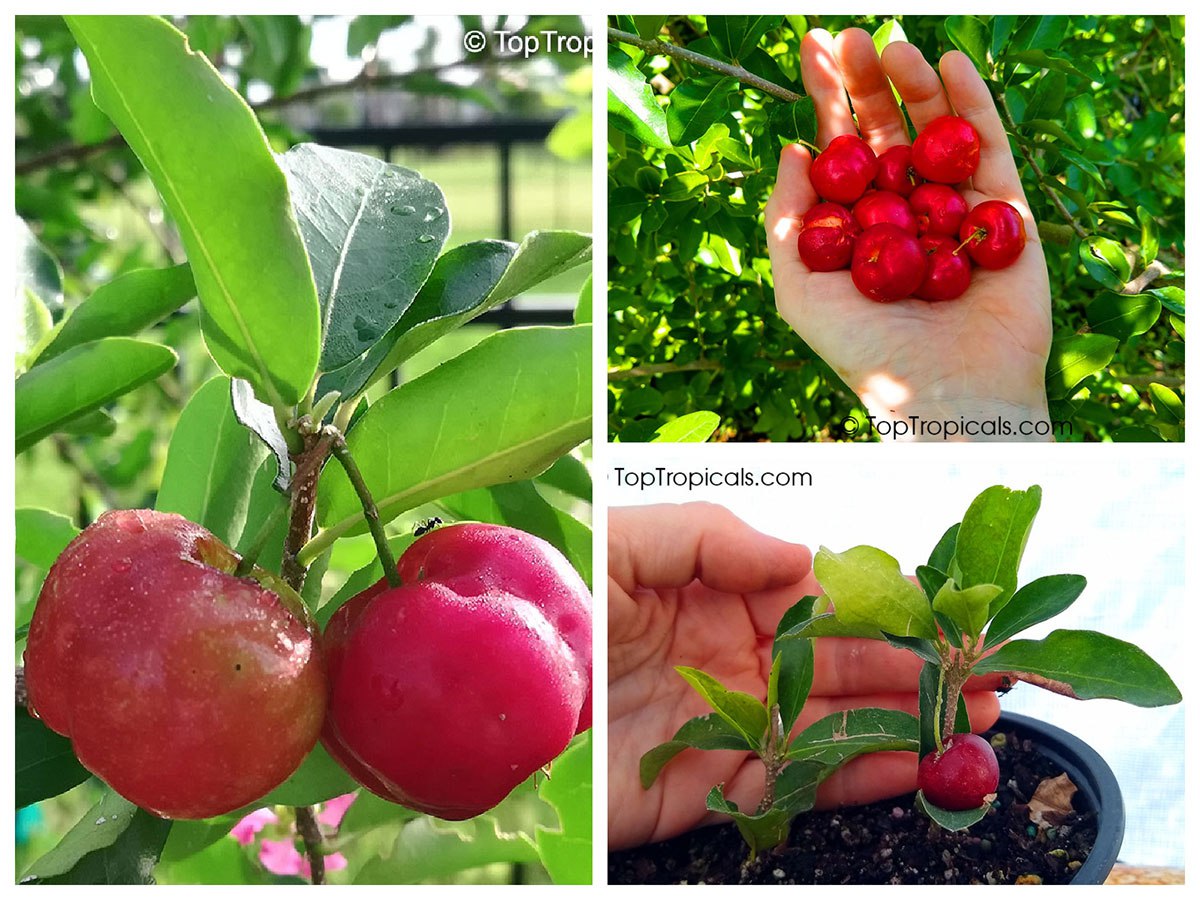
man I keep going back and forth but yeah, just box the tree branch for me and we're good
[607,27,801,102]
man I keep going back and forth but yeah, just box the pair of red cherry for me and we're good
[796,116,1027,302]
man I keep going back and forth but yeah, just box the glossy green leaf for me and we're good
[984,574,1086,650]
[779,609,883,641]
[575,274,592,325]
[1148,285,1185,317]
[633,16,667,39]
[705,783,795,858]
[639,713,754,789]
[15,508,79,569]
[1046,333,1118,399]
[772,597,815,734]
[667,76,739,146]
[37,264,195,364]
[1079,236,1130,290]
[950,484,1041,616]
[608,48,670,150]
[786,707,918,764]
[66,15,320,408]
[915,564,949,603]
[1149,383,1183,428]
[537,732,592,884]
[15,707,90,808]
[975,629,1181,706]
[651,410,720,442]
[314,326,591,552]
[279,143,448,371]
[15,338,177,453]
[19,790,172,884]
[769,99,817,144]
[1137,207,1160,269]
[256,742,358,807]
[16,216,64,312]
[1086,293,1161,340]
[355,812,539,884]
[156,375,272,548]
[708,16,778,61]
[535,451,592,503]
[675,666,768,747]
[916,791,990,831]
[944,16,989,72]
[932,581,1001,640]
[813,545,937,639]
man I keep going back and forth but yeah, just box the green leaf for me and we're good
[1045,333,1119,399]
[279,144,449,371]
[813,545,937,639]
[1079,236,1131,291]
[37,264,196,364]
[537,732,592,884]
[66,15,320,408]
[639,713,755,788]
[575,274,592,326]
[1149,383,1183,429]
[15,706,90,808]
[633,16,667,40]
[19,790,172,884]
[931,581,1001,641]
[1137,207,1160,269]
[667,76,739,147]
[786,707,919,764]
[674,666,768,747]
[772,597,815,733]
[915,564,949,602]
[1086,293,1161,340]
[975,629,1182,706]
[916,791,990,831]
[15,508,79,569]
[535,451,592,503]
[708,16,778,61]
[1148,285,1185,317]
[256,742,358,807]
[156,375,272,549]
[950,484,1041,616]
[881,632,941,664]
[650,410,720,442]
[15,338,177,454]
[608,47,670,150]
[705,784,794,858]
[16,216,64,312]
[927,523,959,572]
[315,533,417,628]
[769,99,817,144]
[778,609,884,641]
[944,16,990,72]
[984,574,1087,650]
[315,326,591,549]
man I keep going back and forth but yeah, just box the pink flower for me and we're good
[324,852,348,873]
[259,838,306,877]
[230,808,278,846]
[318,793,357,828]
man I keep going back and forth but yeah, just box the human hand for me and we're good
[764,29,1053,440]
[608,503,1001,850]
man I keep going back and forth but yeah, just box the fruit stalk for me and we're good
[325,426,401,588]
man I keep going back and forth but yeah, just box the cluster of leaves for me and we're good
[608,15,1184,441]
[16,15,591,885]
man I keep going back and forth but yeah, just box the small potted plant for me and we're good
[611,485,1180,884]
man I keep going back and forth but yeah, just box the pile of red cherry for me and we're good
[796,116,1026,302]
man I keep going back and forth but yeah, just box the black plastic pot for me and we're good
[993,712,1124,884]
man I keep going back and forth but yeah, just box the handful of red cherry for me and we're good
[797,115,1026,302]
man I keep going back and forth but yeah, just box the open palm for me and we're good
[765,29,1052,435]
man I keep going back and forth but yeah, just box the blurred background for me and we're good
[15,14,591,883]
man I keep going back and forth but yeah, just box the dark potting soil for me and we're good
[608,728,1099,885]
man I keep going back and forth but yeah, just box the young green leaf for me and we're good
[927,522,959,572]
[674,667,768,748]
[704,785,793,858]
[536,731,592,885]
[949,485,1042,616]
[931,581,1002,641]
[915,564,950,601]
[16,707,90,809]
[772,597,815,733]
[785,708,919,764]
[778,610,883,642]
[640,713,755,788]
[650,410,720,443]
[814,545,937,640]
[975,629,1181,707]
[65,16,320,408]
[15,509,80,570]
[666,76,739,147]
[983,574,1086,650]
[608,47,671,150]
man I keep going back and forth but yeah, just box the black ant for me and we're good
[413,517,443,537]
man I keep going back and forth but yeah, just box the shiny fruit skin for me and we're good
[917,733,1000,811]
[850,223,927,302]
[797,202,859,271]
[852,190,919,236]
[915,235,972,301]
[909,183,970,237]
[912,116,982,184]
[23,509,326,819]
[322,523,592,820]
[874,145,922,197]
[959,200,1027,269]
[810,134,879,205]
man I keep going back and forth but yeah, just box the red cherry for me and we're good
[958,200,1026,269]
[796,202,859,271]
[912,116,981,184]
[915,235,972,301]
[850,223,926,302]
[917,733,1000,811]
[810,134,879,205]
[909,183,969,237]
[874,145,922,196]
[852,190,918,236]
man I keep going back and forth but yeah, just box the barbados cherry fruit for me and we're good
[322,523,592,820]
[915,235,972,301]
[874,145,921,197]
[909,183,969,237]
[850,223,926,302]
[912,115,981,184]
[959,200,1026,269]
[852,190,918,236]
[917,732,1000,811]
[23,509,326,819]
[797,202,859,271]
[810,134,879,205]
